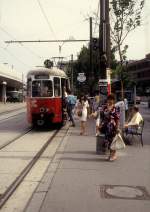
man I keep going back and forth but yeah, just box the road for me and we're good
[0,108,28,147]
[0,109,69,211]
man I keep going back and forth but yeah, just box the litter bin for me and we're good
[96,134,107,154]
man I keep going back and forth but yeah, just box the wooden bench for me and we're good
[124,120,144,146]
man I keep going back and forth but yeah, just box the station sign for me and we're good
[77,73,86,82]
[98,79,108,87]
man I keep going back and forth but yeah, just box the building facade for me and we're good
[0,64,23,102]
[127,54,150,95]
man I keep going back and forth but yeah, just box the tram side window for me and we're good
[54,77,60,97]
[61,78,66,97]
[27,78,32,97]
[66,79,70,93]
[32,81,41,97]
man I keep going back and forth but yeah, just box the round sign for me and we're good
[77,73,86,82]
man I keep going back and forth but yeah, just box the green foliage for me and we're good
[110,0,145,97]
[110,0,145,61]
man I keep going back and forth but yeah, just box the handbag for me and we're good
[110,133,126,150]
[77,110,82,117]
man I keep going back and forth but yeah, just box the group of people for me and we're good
[65,90,89,135]
[65,90,143,162]
[91,94,143,161]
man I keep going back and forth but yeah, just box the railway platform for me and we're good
[24,105,150,212]
[0,102,26,114]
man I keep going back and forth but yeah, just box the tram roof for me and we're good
[27,67,67,78]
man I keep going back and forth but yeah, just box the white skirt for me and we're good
[81,109,88,122]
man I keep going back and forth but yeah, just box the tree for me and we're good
[110,0,145,99]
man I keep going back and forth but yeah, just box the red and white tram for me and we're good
[26,67,69,126]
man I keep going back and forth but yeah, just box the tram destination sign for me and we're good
[35,74,49,79]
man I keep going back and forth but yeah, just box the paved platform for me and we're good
[25,105,150,212]
[0,102,26,114]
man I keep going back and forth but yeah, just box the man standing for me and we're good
[67,90,77,127]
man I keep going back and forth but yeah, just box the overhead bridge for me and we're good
[0,64,23,102]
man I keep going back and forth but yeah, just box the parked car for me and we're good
[148,98,150,108]
[6,91,23,102]
[136,96,141,104]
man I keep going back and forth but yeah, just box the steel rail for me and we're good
[0,111,26,123]
[0,106,26,116]
[0,128,32,151]
[0,127,67,209]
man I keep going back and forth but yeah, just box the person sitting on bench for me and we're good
[124,105,143,133]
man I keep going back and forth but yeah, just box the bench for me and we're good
[124,120,144,146]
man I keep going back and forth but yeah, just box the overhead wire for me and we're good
[36,0,57,39]
[0,26,44,59]
[0,38,32,69]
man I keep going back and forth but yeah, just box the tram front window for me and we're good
[32,80,53,97]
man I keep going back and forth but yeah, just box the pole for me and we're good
[71,54,74,92]
[134,84,137,105]
[100,0,111,94]
[22,73,25,102]
[90,17,93,81]
[99,0,106,79]
[5,39,89,44]
[89,17,94,95]
[106,0,111,69]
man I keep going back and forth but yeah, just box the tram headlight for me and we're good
[40,107,45,113]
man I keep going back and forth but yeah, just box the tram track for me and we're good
[0,128,32,151]
[0,110,26,123]
[0,126,67,209]
[0,106,26,116]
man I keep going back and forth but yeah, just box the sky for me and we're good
[0,0,150,76]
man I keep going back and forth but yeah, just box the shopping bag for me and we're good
[110,133,126,150]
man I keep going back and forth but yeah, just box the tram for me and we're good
[26,67,69,126]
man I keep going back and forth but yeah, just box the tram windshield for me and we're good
[32,80,53,97]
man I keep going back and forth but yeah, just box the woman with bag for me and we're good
[100,94,120,161]
[78,96,89,135]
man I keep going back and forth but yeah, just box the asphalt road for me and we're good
[0,109,28,147]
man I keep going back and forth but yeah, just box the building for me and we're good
[127,54,150,95]
[0,64,23,102]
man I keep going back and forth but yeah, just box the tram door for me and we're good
[61,78,68,123]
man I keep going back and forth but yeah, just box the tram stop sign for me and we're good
[77,73,86,82]
[99,79,108,95]
[98,79,108,87]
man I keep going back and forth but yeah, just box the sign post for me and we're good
[106,68,111,95]
[77,73,86,83]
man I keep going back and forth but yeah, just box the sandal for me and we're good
[109,155,117,162]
